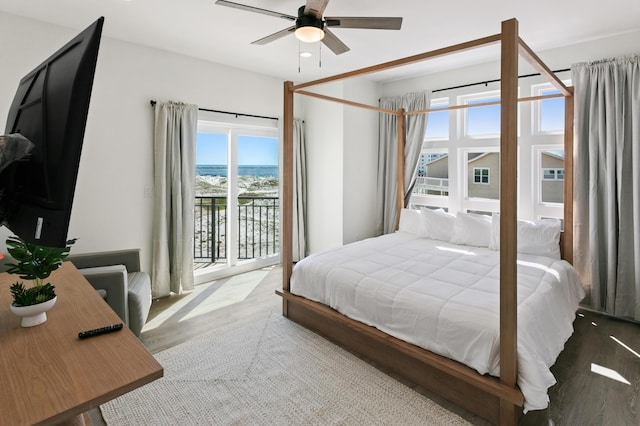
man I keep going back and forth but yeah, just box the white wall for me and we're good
[299,77,380,254]
[0,12,282,272]
[342,79,379,244]
[301,84,344,253]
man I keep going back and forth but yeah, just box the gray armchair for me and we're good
[67,249,152,337]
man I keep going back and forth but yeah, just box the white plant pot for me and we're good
[10,296,57,327]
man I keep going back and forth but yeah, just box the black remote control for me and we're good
[78,323,124,339]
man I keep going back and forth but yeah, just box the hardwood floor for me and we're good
[96,266,639,425]
[141,266,282,354]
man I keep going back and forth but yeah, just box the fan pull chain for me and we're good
[319,42,322,68]
[298,41,301,73]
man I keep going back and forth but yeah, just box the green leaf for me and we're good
[5,236,74,305]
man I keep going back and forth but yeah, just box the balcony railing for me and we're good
[194,196,279,264]
[413,177,449,195]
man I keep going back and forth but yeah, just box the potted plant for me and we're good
[5,235,76,327]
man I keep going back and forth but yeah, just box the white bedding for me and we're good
[290,231,585,412]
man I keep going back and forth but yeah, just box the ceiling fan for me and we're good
[215,0,403,55]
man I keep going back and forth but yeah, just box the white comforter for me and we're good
[290,232,585,412]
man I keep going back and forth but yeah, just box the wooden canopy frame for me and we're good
[278,18,574,425]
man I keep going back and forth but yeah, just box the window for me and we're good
[425,98,449,140]
[533,82,571,134]
[539,90,564,133]
[409,203,449,212]
[543,168,564,180]
[195,115,279,276]
[413,152,448,196]
[462,92,501,137]
[538,149,564,204]
[466,209,492,216]
[410,78,565,223]
[473,167,490,184]
[466,151,500,201]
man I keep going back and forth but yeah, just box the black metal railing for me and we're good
[194,196,279,264]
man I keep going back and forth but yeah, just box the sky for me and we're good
[425,92,565,138]
[196,133,278,165]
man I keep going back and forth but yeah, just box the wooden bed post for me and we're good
[499,18,519,426]
[562,90,575,264]
[282,80,295,316]
[396,109,406,229]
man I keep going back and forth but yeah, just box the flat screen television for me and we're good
[0,17,104,248]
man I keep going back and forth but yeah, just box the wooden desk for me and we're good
[0,262,163,425]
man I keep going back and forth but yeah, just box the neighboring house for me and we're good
[541,151,564,203]
[467,152,500,199]
[464,151,564,202]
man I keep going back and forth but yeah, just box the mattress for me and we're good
[290,231,585,411]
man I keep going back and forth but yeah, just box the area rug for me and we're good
[100,314,471,425]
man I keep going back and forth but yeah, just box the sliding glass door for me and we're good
[194,117,279,281]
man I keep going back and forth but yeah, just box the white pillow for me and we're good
[420,208,455,241]
[398,208,423,236]
[489,212,501,250]
[450,212,492,247]
[489,213,562,259]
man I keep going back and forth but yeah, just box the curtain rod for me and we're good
[432,67,571,93]
[149,100,278,121]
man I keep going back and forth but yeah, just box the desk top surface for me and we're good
[0,262,163,426]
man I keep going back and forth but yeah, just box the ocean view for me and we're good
[195,164,278,197]
[196,164,278,178]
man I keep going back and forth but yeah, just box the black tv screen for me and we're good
[1,17,104,248]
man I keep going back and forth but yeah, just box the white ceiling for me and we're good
[1,0,639,83]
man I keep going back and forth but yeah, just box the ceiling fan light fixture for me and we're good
[295,25,324,43]
[295,11,325,43]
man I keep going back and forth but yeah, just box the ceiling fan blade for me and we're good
[215,0,296,21]
[251,26,296,45]
[322,28,350,55]
[304,0,330,19]
[325,17,403,30]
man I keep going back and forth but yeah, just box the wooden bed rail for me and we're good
[277,289,524,423]
[291,34,502,91]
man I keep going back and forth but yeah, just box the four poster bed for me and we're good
[279,19,580,425]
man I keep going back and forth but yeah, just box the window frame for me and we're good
[459,90,503,139]
[195,113,280,282]
[532,81,570,135]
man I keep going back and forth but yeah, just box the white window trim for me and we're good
[195,117,279,281]
[411,78,565,221]
[532,145,565,219]
[459,147,501,214]
[458,90,502,139]
[531,80,571,136]
[411,149,450,204]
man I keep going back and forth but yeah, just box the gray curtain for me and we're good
[292,119,307,261]
[573,56,640,320]
[376,91,431,234]
[152,101,198,298]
